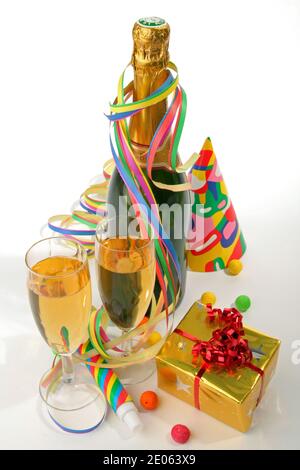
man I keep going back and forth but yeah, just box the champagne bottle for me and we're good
[107,17,190,306]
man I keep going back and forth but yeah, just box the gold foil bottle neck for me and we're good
[132,17,170,69]
[129,17,171,154]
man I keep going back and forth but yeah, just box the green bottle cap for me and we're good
[137,17,166,28]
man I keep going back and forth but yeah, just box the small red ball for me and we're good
[171,424,191,444]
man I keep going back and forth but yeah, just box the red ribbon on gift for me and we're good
[175,304,264,410]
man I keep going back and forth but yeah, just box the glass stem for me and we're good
[123,337,133,356]
[61,354,74,384]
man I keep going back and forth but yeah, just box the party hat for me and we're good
[187,137,246,272]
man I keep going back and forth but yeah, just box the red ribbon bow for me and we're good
[191,305,253,369]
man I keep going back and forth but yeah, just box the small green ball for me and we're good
[235,295,251,312]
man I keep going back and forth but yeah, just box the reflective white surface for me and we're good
[0,234,299,449]
[0,0,300,450]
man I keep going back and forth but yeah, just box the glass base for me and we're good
[39,362,107,433]
[104,324,158,385]
[115,358,156,386]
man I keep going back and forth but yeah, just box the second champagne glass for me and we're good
[95,216,157,383]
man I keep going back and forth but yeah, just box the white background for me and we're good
[0,0,300,450]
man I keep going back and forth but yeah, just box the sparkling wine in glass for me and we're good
[28,255,91,354]
[97,236,155,331]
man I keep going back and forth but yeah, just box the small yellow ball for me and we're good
[147,331,162,346]
[227,259,243,276]
[201,291,216,306]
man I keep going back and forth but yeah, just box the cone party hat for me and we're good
[187,137,246,272]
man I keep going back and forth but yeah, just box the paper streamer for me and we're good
[47,165,112,257]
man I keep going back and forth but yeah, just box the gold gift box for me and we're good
[156,301,280,432]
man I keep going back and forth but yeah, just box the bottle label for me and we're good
[137,17,166,28]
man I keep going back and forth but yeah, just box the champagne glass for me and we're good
[25,237,106,432]
[95,216,157,384]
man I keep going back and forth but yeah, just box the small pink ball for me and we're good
[171,424,191,444]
